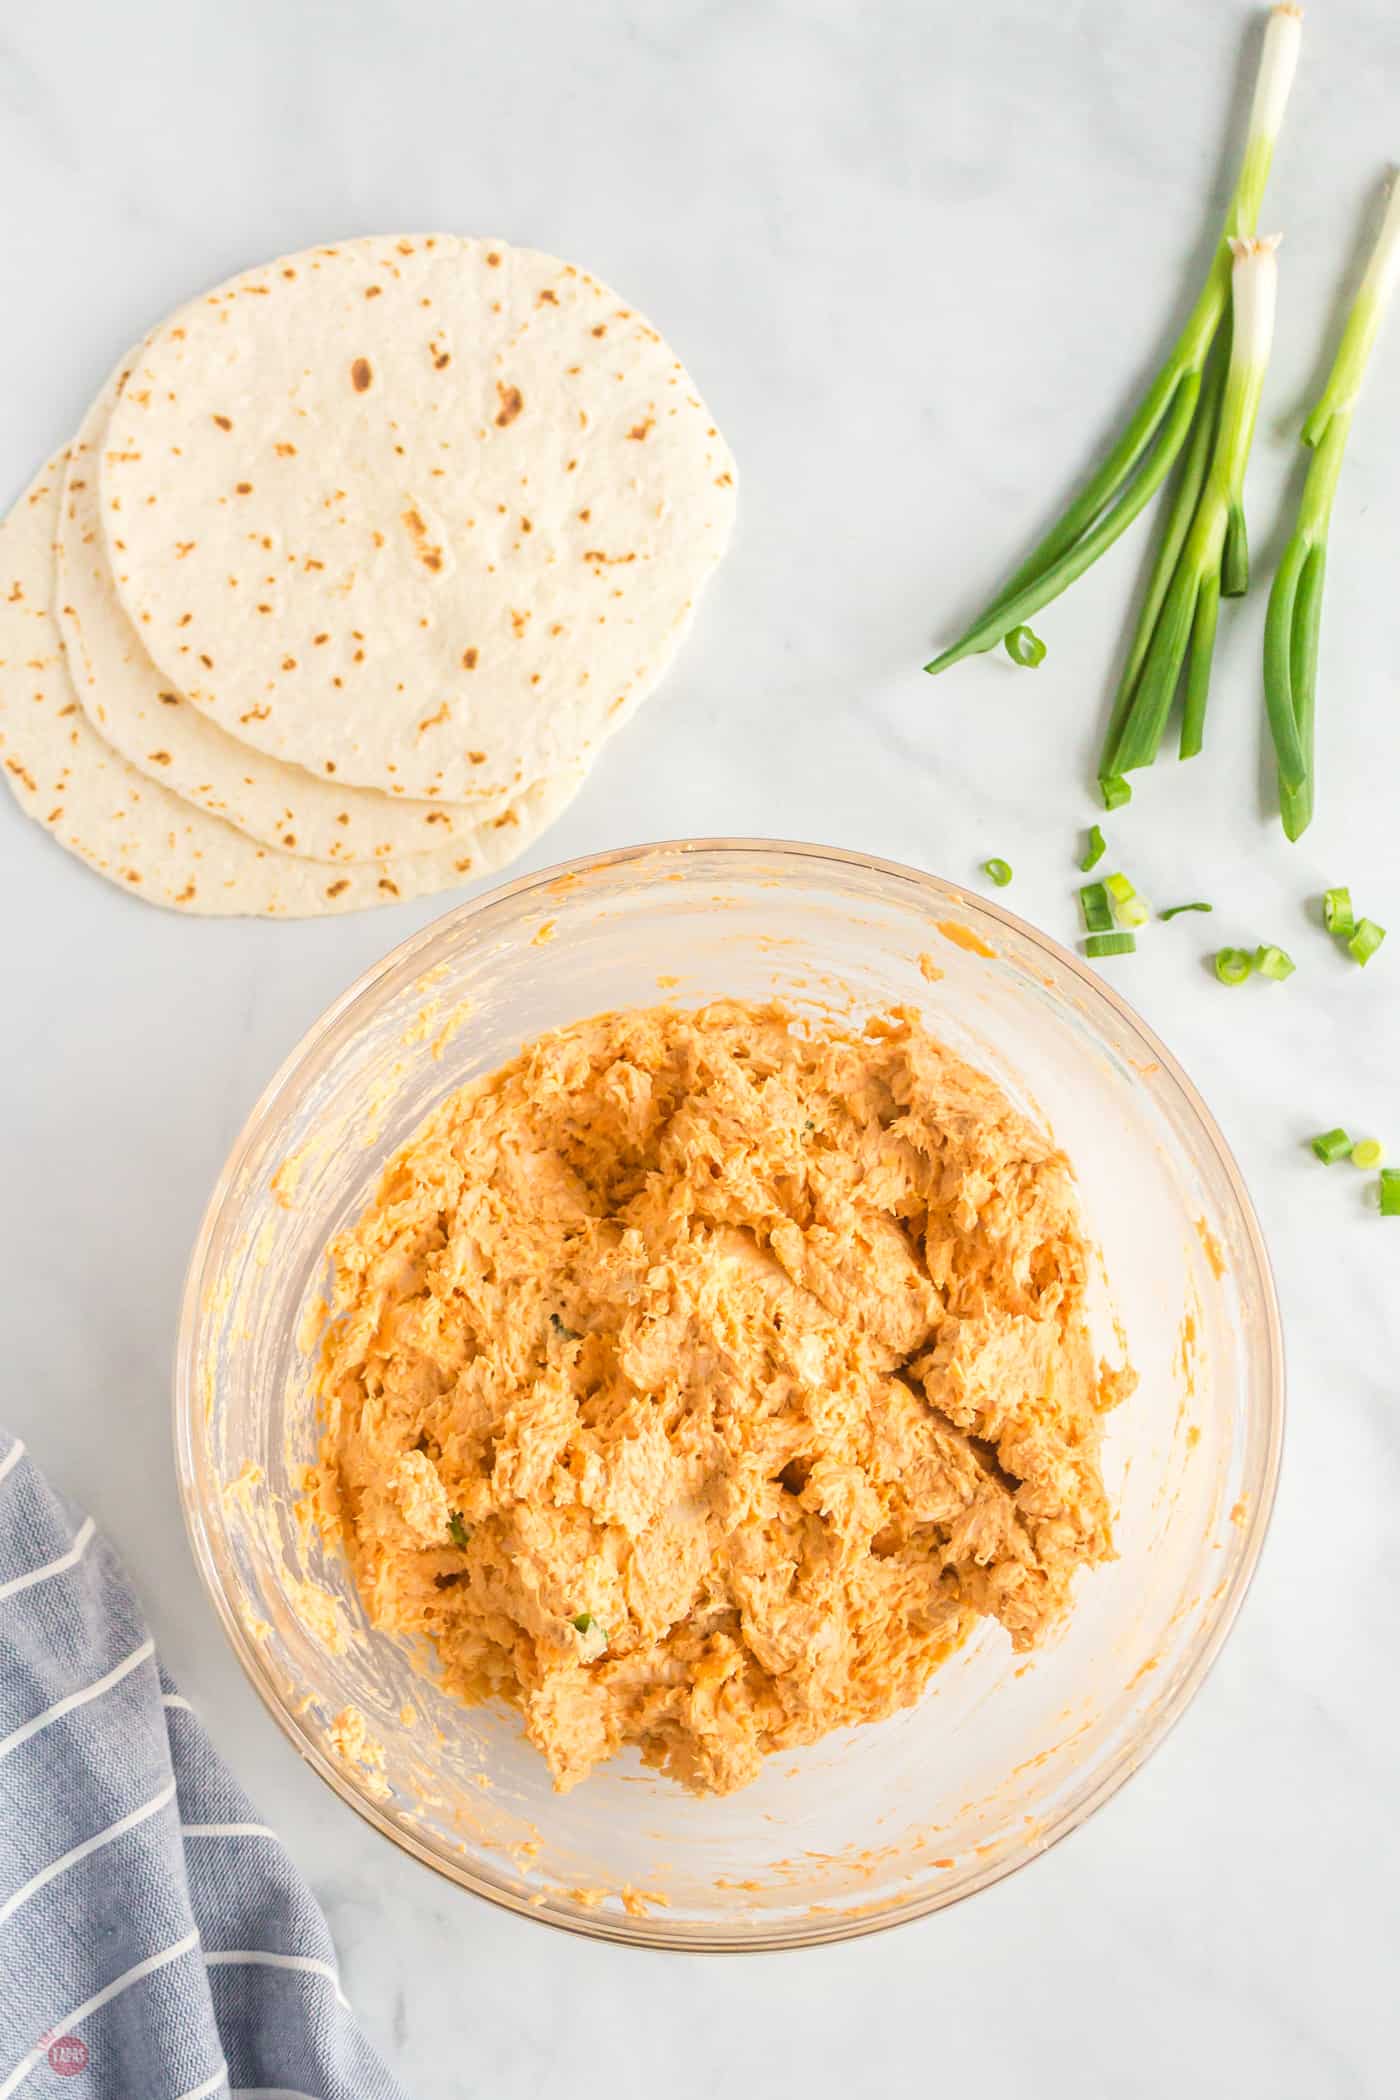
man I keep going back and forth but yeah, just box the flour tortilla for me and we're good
[99,234,736,801]
[59,370,517,863]
[1,458,585,917]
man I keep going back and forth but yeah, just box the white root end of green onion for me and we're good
[1250,7,1304,148]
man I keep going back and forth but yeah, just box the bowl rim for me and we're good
[173,835,1285,1952]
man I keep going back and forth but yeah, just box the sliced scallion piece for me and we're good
[1322,885,1355,936]
[1267,178,1400,838]
[1255,942,1296,980]
[1214,947,1255,985]
[1351,1138,1385,1169]
[1084,932,1137,958]
[1003,625,1046,667]
[1310,1127,1352,1162]
[924,8,1301,679]
[1104,871,1150,929]
[1079,824,1107,871]
[982,857,1014,887]
[1100,775,1133,811]
[1160,901,1213,920]
[1348,918,1386,966]
[447,1512,471,1550]
[1079,881,1114,935]
[1379,1167,1400,1216]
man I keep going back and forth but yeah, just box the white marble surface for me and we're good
[2,0,1396,2091]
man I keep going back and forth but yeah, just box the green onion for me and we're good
[1079,881,1114,935]
[1084,932,1137,958]
[1103,871,1150,929]
[1311,1127,1352,1162]
[1100,775,1132,811]
[1268,180,1400,838]
[1322,886,1355,936]
[1103,234,1281,781]
[1380,1167,1400,1216]
[1351,1138,1385,1169]
[447,1513,471,1549]
[1348,918,1386,966]
[1003,625,1046,668]
[1079,824,1107,871]
[1255,942,1296,981]
[1214,947,1254,985]
[982,857,1014,887]
[570,1612,597,1634]
[924,8,1301,679]
[1160,901,1213,920]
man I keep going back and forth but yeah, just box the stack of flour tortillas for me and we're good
[0,234,736,915]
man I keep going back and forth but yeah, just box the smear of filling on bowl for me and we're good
[304,1001,1134,1796]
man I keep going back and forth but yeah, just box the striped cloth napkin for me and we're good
[0,1428,412,2100]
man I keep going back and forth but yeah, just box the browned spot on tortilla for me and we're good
[326,879,350,898]
[627,419,654,441]
[281,656,297,671]
[486,250,501,267]
[240,704,270,723]
[212,414,233,431]
[158,692,180,707]
[520,517,533,533]
[578,508,591,522]
[495,383,524,427]
[147,750,172,765]
[401,508,444,572]
[591,324,606,338]
[418,702,450,734]
[175,541,196,559]
[582,549,635,565]
[365,285,383,298]
[378,878,400,896]
[198,653,214,669]
[537,288,558,305]
[468,750,486,765]
[275,442,297,457]
[462,648,479,669]
[715,471,734,487]
[175,883,196,903]
[492,809,520,830]
[351,357,373,392]
[509,609,529,638]
[937,919,997,959]
[235,483,252,495]
[313,633,329,646]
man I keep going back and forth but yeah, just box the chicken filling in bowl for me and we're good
[306,1001,1133,1795]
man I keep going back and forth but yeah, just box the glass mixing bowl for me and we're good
[174,840,1282,1950]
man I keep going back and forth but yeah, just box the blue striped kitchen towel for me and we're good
[0,1427,413,2100]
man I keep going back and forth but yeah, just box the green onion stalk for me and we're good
[1266,174,1400,839]
[924,4,1302,682]
[1100,234,1280,790]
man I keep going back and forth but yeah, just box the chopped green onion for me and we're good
[1214,947,1254,985]
[982,857,1014,887]
[447,1513,471,1550]
[1079,824,1107,871]
[1084,932,1137,958]
[1255,943,1296,981]
[1103,871,1149,929]
[1348,918,1386,966]
[1099,775,1132,811]
[1351,1138,1385,1169]
[1160,901,1213,920]
[1379,1167,1400,1216]
[1003,625,1046,668]
[1310,1127,1352,1162]
[924,8,1301,679]
[1322,886,1355,936]
[1269,179,1400,838]
[1103,234,1282,780]
[1079,881,1114,935]
[570,1612,597,1634]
